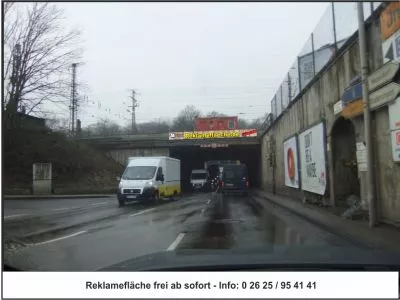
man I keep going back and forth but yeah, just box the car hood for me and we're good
[101,246,400,271]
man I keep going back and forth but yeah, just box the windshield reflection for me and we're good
[122,166,156,180]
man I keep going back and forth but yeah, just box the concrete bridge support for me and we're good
[106,148,170,166]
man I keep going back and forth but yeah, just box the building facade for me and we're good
[195,116,239,131]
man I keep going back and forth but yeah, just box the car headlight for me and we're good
[145,181,153,187]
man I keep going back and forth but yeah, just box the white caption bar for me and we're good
[3,271,399,299]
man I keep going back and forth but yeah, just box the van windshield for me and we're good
[122,166,156,180]
[191,173,207,180]
[224,167,247,179]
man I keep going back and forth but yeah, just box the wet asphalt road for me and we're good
[3,192,356,271]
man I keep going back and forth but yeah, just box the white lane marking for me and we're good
[32,231,87,246]
[166,233,185,251]
[51,207,78,212]
[90,202,109,206]
[207,199,211,204]
[4,214,27,219]
[129,207,155,217]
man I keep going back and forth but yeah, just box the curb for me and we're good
[4,194,115,200]
[250,191,377,250]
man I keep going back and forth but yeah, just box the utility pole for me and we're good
[70,63,78,136]
[129,89,139,134]
[8,44,21,114]
[357,3,376,228]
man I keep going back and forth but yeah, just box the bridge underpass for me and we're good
[79,133,261,192]
[170,144,261,192]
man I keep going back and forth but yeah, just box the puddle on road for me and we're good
[182,195,311,250]
[256,209,307,246]
[3,217,57,237]
[4,238,27,253]
[190,195,233,249]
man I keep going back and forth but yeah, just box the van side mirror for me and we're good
[156,174,164,182]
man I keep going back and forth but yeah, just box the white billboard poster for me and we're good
[283,136,299,188]
[299,122,327,195]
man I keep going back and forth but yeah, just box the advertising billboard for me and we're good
[298,122,327,195]
[389,97,400,162]
[168,129,257,140]
[283,136,299,189]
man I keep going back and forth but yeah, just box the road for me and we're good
[3,192,358,271]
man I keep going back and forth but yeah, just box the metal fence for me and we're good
[268,2,382,124]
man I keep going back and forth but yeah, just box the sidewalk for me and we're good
[4,194,115,200]
[253,189,400,252]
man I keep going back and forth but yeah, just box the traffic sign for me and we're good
[368,61,400,92]
[333,100,343,115]
[369,82,400,111]
[341,99,364,119]
[383,28,400,63]
[391,129,400,162]
[342,82,363,105]
[389,97,400,130]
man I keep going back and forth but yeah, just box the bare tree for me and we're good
[3,2,17,44]
[237,118,249,129]
[249,116,266,129]
[171,105,201,131]
[81,119,124,137]
[3,3,82,124]
[137,120,171,134]
[46,117,70,133]
[206,111,227,117]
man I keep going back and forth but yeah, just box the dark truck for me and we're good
[205,160,239,191]
[220,164,249,196]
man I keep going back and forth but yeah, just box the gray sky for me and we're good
[55,2,331,127]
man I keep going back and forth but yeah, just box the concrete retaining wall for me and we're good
[261,9,400,226]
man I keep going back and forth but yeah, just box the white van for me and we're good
[190,169,209,192]
[117,156,181,206]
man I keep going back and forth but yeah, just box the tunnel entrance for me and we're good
[331,117,360,204]
[170,144,261,192]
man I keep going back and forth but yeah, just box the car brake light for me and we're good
[246,181,249,187]
[221,181,224,187]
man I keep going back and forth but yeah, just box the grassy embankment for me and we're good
[3,128,123,195]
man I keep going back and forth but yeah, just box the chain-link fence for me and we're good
[268,2,383,124]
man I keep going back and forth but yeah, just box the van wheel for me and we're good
[170,191,178,201]
[118,199,125,207]
[152,191,160,205]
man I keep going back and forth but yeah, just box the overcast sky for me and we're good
[54,2,333,127]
